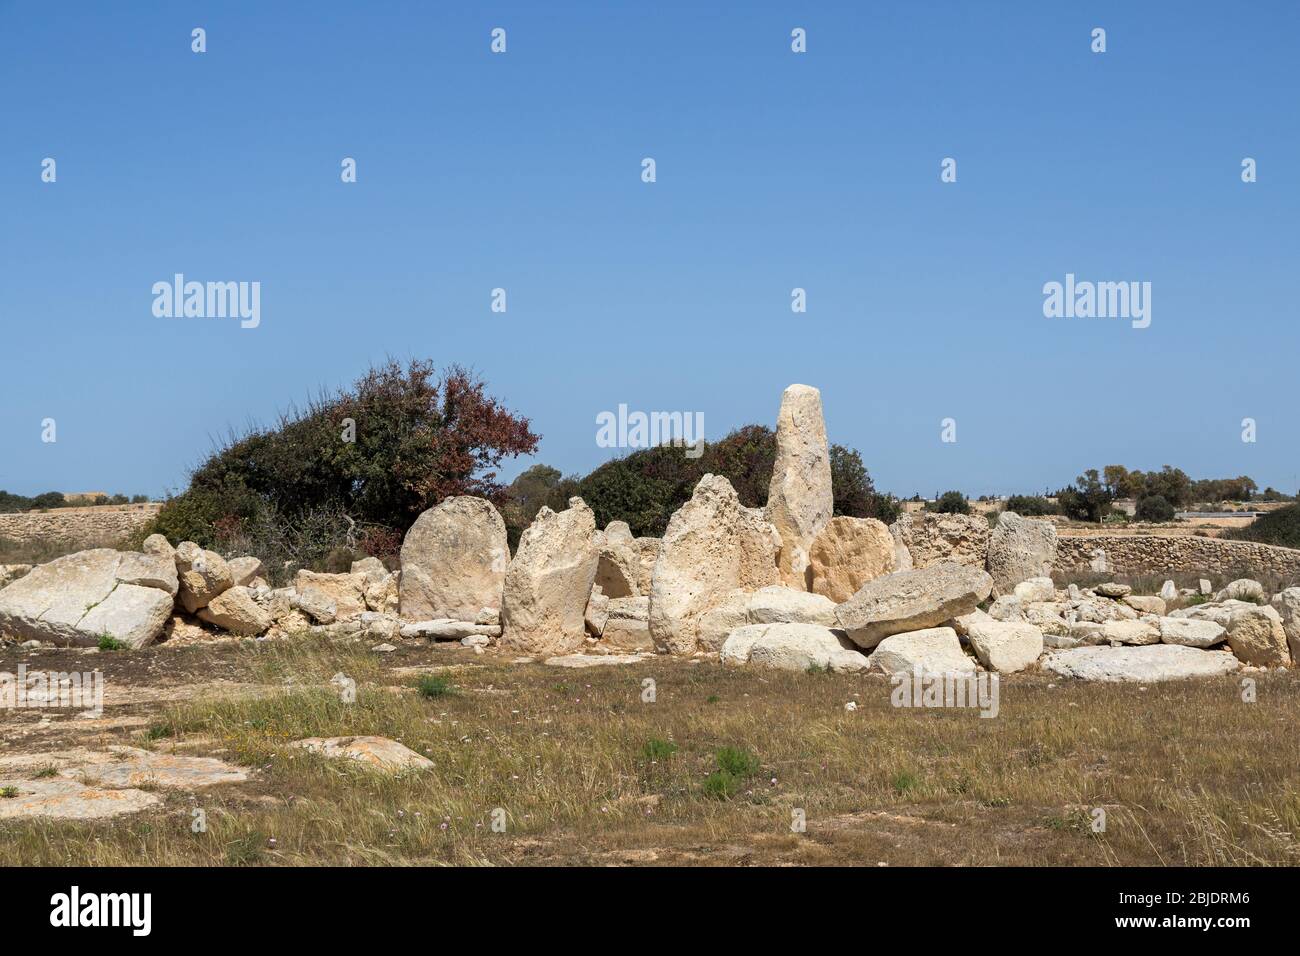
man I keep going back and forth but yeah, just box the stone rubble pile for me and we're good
[2,381,1297,683]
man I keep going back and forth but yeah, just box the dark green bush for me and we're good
[926,491,969,515]
[1228,504,1300,549]
[1005,495,1058,516]
[1135,494,1176,522]
[509,425,897,539]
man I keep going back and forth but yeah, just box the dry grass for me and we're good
[1,636,1298,866]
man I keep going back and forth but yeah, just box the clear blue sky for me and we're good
[2,1,1297,500]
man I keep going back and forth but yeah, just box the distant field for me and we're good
[2,636,1297,866]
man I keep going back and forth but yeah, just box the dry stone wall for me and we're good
[0,505,161,546]
[1055,534,1300,581]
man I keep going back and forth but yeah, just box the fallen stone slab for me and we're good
[0,746,249,789]
[1101,619,1161,646]
[964,618,1044,673]
[1042,644,1241,682]
[835,562,992,650]
[0,549,175,648]
[696,585,837,651]
[543,653,654,668]
[400,620,502,640]
[719,623,867,673]
[865,627,977,678]
[0,777,160,821]
[1157,616,1226,648]
[289,736,434,773]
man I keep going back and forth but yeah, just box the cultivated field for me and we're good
[2,635,1297,867]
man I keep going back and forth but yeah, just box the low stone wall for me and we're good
[1054,534,1300,580]
[0,505,161,546]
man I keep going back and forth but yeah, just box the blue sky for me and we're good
[2,1,1297,500]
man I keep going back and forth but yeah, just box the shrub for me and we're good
[891,770,920,794]
[416,675,454,698]
[715,745,760,778]
[927,491,969,515]
[1005,495,1058,517]
[702,771,741,800]
[641,738,678,761]
[1135,494,1176,523]
[0,490,32,513]
[1228,503,1300,549]
[533,425,896,539]
[97,634,126,651]
[149,360,539,552]
[30,491,65,510]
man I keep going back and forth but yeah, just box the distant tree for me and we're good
[927,491,970,515]
[1056,469,1113,522]
[1135,494,1176,522]
[0,490,33,513]
[1141,466,1193,508]
[1005,494,1058,516]
[30,491,65,510]
[1102,465,1140,499]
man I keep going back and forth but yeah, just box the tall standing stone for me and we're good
[500,498,599,655]
[765,384,833,590]
[986,511,1058,597]
[648,474,781,655]
[399,496,509,621]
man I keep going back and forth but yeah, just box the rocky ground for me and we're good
[2,634,1298,866]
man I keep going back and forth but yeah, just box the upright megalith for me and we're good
[648,474,782,655]
[399,496,509,621]
[986,511,1058,598]
[765,384,833,590]
[500,498,600,655]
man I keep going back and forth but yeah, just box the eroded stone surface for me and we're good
[835,562,992,650]
[1042,645,1241,682]
[290,735,434,773]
